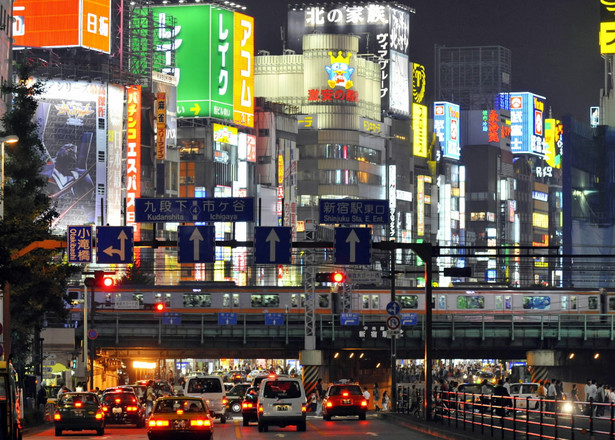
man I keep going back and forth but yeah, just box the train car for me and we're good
[68,284,613,320]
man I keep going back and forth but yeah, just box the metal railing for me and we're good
[395,386,615,440]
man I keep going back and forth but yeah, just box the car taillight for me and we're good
[258,406,263,413]
[126,406,138,412]
[115,398,121,404]
[190,419,212,427]
[361,400,368,407]
[102,406,109,412]
[302,404,307,413]
[149,419,170,427]
[222,398,228,405]
[326,401,333,408]
[95,411,104,420]
[53,413,61,421]
[342,392,349,397]
[75,402,83,408]
[242,402,252,409]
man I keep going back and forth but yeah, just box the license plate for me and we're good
[112,407,123,414]
[73,410,83,417]
[276,405,290,411]
[342,399,352,405]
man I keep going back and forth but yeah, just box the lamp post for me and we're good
[0,135,18,361]
[0,135,19,220]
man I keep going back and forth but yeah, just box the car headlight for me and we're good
[562,402,573,413]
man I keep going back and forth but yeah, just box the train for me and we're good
[67,284,615,318]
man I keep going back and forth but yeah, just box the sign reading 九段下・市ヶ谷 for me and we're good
[135,198,255,223]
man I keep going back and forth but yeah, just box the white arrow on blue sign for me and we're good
[218,312,238,325]
[265,313,284,325]
[386,301,401,315]
[254,227,291,264]
[334,227,371,265]
[401,313,418,326]
[96,226,134,264]
[178,226,215,263]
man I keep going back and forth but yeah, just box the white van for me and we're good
[183,374,227,423]
[257,377,306,432]
[508,383,540,409]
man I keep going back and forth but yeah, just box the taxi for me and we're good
[322,382,368,421]
[53,392,105,436]
[147,396,213,440]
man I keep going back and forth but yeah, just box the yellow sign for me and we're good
[412,103,428,158]
[156,92,166,160]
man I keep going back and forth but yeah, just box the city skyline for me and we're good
[242,0,603,121]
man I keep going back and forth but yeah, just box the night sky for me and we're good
[241,0,603,121]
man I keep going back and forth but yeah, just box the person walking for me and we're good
[363,387,371,410]
[373,384,381,412]
[382,390,391,411]
[146,380,155,418]
[315,378,324,416]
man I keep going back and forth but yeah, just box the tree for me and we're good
[0,63,78,372]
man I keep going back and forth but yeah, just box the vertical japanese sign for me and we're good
[156,92,167,160]
[233,13,254,127]
[433,101,460,160]
[412,103,428,158]
[510,92,546,157]
[126,85,142,237]
[211,8,234,121]
[600,1,615,54]
[417,175,425,236]
[67,225,93,263]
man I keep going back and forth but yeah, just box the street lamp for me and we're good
[0,135,19,220]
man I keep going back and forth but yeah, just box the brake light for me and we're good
[258,406,263,413]
[302,404,307,413]
[326,401,333,408]
[342,392,349,397]
[95,411,104,420]
[53,413,61,421]
[115,398,121,404]
[361,400,368,407]
[75,402,83,408]
[190,419,212,427]
[126,406,138,412]
[242,402,253,409]
[102,406,109,412]
[149,419,170,427]
[222,398,228,405]
[177,410,184,415]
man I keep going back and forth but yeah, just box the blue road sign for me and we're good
[254,227,291,264]
[401,313,418,326]
[218,312,238,325]
[334,227,372,265]
[67,225,93,263]
[386,301,401,315]
[135,197,254,223]
[96,226,133,264]
[340,312,360,325]
[319,199,389,224]
[178,226,215,263]
[265,313,284,325]
[162,312,181,325]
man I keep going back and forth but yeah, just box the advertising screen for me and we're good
[35,80,104,231]
[509,92,546,157]
[543,118,562,170]
[13,0,110,53]
[389,51,410,115]
[433,101,460,160]
[147,5,254,126]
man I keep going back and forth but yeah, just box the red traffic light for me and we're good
[154,303,166,312]
[315,272,346,283]
[93,270,115,288]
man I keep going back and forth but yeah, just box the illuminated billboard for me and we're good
[146,5,254,127]
[433,101,460,160]
[412,63,426,104]
[543,119,562,169]
[307,50,359,104]
[412,103,428,158]
[287,3,411,114]
[509,92,546,157]
[389,51,410,115]
[126,85,142,232]
[35,80,106,231]
[600,0,615,54]
[13,0,111,53]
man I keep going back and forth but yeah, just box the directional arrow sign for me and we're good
[334,227,371,265]
[254,227,291,264]
[96,226,134,264]
[178,226,215,263]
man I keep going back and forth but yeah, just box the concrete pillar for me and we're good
[300,350,323,398]
[527,350,563,383]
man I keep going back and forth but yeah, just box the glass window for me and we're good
[318,294,330,308]
[438,295,446,309]
[522,296,551,310]
[456,295,485,309]
[609,297,615,311]
[588,296,598,310]
[399,295,418,309]
[505,296,512,309]
[571,296,577,310]
[562,296,567,310]
[183,294,211,307]
[495,296,502,310]
[362,295,370,309]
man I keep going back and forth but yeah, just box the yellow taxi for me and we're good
[147,396,213,440]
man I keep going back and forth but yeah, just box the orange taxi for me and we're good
[147,396,213,440]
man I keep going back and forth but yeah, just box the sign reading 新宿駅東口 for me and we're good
[319,199,389,225]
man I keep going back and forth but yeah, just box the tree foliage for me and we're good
[0,63,78,372]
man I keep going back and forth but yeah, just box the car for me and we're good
[456,383,495,413]
[226,383,250,414]
[321,382,368,421]
[101,388,146,427]
[53,392,105,436]
[225,370,246,383]
[250,372,285,389]
[257,376,307,432]
[183,374,227,423]
[147,396,214,440]
[241,386,259,426]
[508,383,540,409]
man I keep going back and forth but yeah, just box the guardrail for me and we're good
[395,386,615,440]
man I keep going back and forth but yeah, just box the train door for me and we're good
[222,292,239,308]
[494,295,512,312]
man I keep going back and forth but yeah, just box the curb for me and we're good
[379,412,477,440]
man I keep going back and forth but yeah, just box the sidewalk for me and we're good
[378,411,480,440]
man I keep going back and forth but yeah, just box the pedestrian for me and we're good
[547,379,556,413]
[37,384,48,411]
[146,380,155,417]
[493,379,510,417]
[373,383,381,412]
[363,387,371,410]
[382,390,391,411]
[57,385,70,400]
[315,378,324,416]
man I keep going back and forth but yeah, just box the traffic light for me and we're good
[94,270,115,288]
[154,302,166,312]
[315,272,346,283]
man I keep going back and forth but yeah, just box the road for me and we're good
[25,413,437,440]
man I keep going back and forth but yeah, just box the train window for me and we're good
[251,294,279,308]
[505,296,511,309]
[290,294,306,308]
[134,293,144,306]
[372,295,379,309]
[362,295,370,309]
[105,293,112,306]
[588,296,599,310]
[399,295,418,309]
[522,296,551,310]
[570,296,577,310]
[562,296,568,310]
[438,296,446,309]
[495,296,502,310]
[222,293,239,307]
[183,294,211,307]
[318,294,330,308]
[456,295,485,309]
